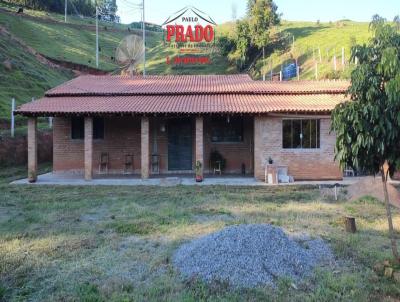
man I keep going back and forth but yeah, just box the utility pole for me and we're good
[96,6,99,68]
[292,35,295,51]
[64,0,67,23]
[262,47,265,81]
[11,98,15,138]
[142,0,146,76]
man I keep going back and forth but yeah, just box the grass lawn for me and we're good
[0,165,399,301]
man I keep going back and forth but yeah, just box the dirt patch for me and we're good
[346,176,400,209]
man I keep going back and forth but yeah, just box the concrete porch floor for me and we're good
[11,172,364,186]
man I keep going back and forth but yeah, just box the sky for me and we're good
[116,0,399,25]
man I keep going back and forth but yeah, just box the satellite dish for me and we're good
[115,35,144,76]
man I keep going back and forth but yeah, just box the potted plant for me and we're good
[195,160,203,182]
[268,157,273,165]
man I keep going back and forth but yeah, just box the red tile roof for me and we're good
[45,75,349,96]
[16,94,346,115]
[16,75,349,116]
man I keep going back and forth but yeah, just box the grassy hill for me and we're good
[254,20,371,80]
[0,2,374,126]
[0,27,72,125]
[0,2,233,125]
[0,2,233,74]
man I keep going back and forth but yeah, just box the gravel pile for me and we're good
[173,224,334,288]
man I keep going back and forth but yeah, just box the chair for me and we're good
[151,154,159,174]
[213,160,222,175]
[344,166,355,177]
[277,166,290,183]
[98,152,109,174]
[124,154,134,174]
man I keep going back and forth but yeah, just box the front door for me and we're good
[168,119,193,171]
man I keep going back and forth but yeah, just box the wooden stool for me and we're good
[124,154,134,174]
[98,152,109,174]
[213,161,222,175]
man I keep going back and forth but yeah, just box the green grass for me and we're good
[220,20,372,80]
[0,3,234,74]
[0,165,399,301]
[0,29,72,123]
[0,5,233,124]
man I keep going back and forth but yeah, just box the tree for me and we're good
[234,20,251,68]
[7,0,95,16]
[97,0,117,22]
[246,0,279,77]
[331,17,400,262]
[394,15,400,31]
[247,0,280,49]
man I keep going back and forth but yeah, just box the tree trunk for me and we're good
[381,163,400,262]
[344,216,357,233]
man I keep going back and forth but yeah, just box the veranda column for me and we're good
[141,116,150,179]
[27,117,37,183]
[84,117,93,181]
[195,116,204,177]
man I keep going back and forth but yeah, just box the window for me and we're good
[93,117,104,139]
[71,117,104,140]
[282,119,320,149]
[71,117,84,139]
[211,117,243,142]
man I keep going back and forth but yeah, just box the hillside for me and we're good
[0,2,232,74]
[0,2,233,124]
[0,2,374,125]
[219,20,372,80]
[0,26,72,124]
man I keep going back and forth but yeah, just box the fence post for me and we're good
[315,62,318,80]
[292,35,295,51]
[49,117,53,128]
[297,66,300,81]
[342,47,345,70]
[269,59,273,81]
[333,55,337,71]
[11,98,15,138]
[318,47,322,62]
[279,71,282,82]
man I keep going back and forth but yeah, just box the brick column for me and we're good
[253,116,264,181]
[195,116,204,177]
[84,117,93,181]
[27,117,37,183]
[141,116,150,179]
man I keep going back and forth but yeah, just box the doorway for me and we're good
[168,119,193,171]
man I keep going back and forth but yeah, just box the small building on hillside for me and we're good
[15,74,348,183]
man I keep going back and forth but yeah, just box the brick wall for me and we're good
[0,131,52,167]
[53,116,141,174]
[148,116,253,174]
[204,116,254,174]
[53,115,340,180]
[254,115,342,181]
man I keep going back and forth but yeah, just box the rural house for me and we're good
[15,74,349,183]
